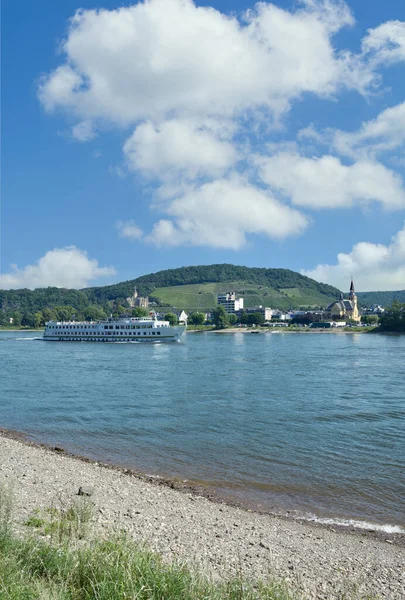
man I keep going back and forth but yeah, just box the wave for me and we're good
[303,514,404,534]
[16,337,42,341]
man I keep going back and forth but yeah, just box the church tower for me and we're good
[349,278,360,322]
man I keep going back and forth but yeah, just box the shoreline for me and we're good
[187,327,371,334]
[1,426,403,546]
[1,428,404,599]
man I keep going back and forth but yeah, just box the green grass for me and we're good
[152,281,337,311]
[0,483,296,600]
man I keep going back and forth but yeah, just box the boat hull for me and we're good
[42,337,182,343]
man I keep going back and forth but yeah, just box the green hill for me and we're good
[0,264,341,315]
[357,290,405,307]
[84,264,341,309]
[150,281,336,310]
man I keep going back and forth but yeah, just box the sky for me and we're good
[1,0,405,292]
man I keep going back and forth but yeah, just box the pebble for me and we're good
[1,433,404,600]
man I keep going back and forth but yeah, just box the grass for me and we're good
[0,483,296,600]
[152,281,336,311]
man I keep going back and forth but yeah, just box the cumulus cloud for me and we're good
[116,219,143,240]
[333,102,405,158]
[38,0,373,127]
[37,0,405,251]
[0,247,116,290]
[361,20,405,67]
[145,176,308,249]
[299,101,405,159]
[255,151,405,209]
[124,119,238,180]
[302,223,405,291]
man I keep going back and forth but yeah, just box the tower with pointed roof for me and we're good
[326,278,360,322]
[349,278,359,322]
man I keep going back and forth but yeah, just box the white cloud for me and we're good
[0,247,116,290]
[333,102,405,158]
[302,222,405,291]
[37,1,405,252]
[255,151,405,209]
[38,0,371,127]
[146,176,309,249]
[299,102,405,159]
[124,118,237,180]
[72,120,97,141]
[361,20,405,67]
[116,220,143,240]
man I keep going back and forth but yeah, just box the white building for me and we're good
[244,306,273,321]
[217,292,244,313]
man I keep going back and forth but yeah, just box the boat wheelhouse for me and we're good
[43,315,186,343]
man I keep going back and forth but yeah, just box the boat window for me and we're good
[157,332,161,335]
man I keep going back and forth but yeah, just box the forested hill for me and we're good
[0,264,341,316]
[84,264,341,304]
[357,290,405,307]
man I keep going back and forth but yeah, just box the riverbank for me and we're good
[189,327,374,334]
[1,431,403,599]
[0,327,43,331]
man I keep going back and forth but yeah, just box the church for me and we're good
[326,279,360,322]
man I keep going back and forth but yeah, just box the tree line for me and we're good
[378,301,405,332]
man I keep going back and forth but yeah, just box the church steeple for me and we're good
[349,278,360,322]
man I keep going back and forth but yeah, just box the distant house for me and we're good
[217,292,244,313]
[362,304,385,315]
[243,306,273,321]
[271,311,291,321]
[172,310,188,324]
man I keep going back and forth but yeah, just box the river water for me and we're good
[1,330,404,531]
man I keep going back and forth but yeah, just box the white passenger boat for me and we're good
[43,314,186,343]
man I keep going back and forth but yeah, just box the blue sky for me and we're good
[2,0,405,291]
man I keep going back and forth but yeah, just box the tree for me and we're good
[212,306,229,329]
[21,312,35,328]
[362,314,379,325]
[42,308,56,322]
[228,313,238,325]
[189,312,205,325]
[164,312,178,326]
[239,311,264,325]
[248,312,265,325]
[34,312,44,328]
[83,305,107,321]
[54,306,75,321]
[132,307,148,317]
[11,311,22,326]
[239,311,248,324]
[379,301,405,332]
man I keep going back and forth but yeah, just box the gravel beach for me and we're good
[1,432,404,599]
